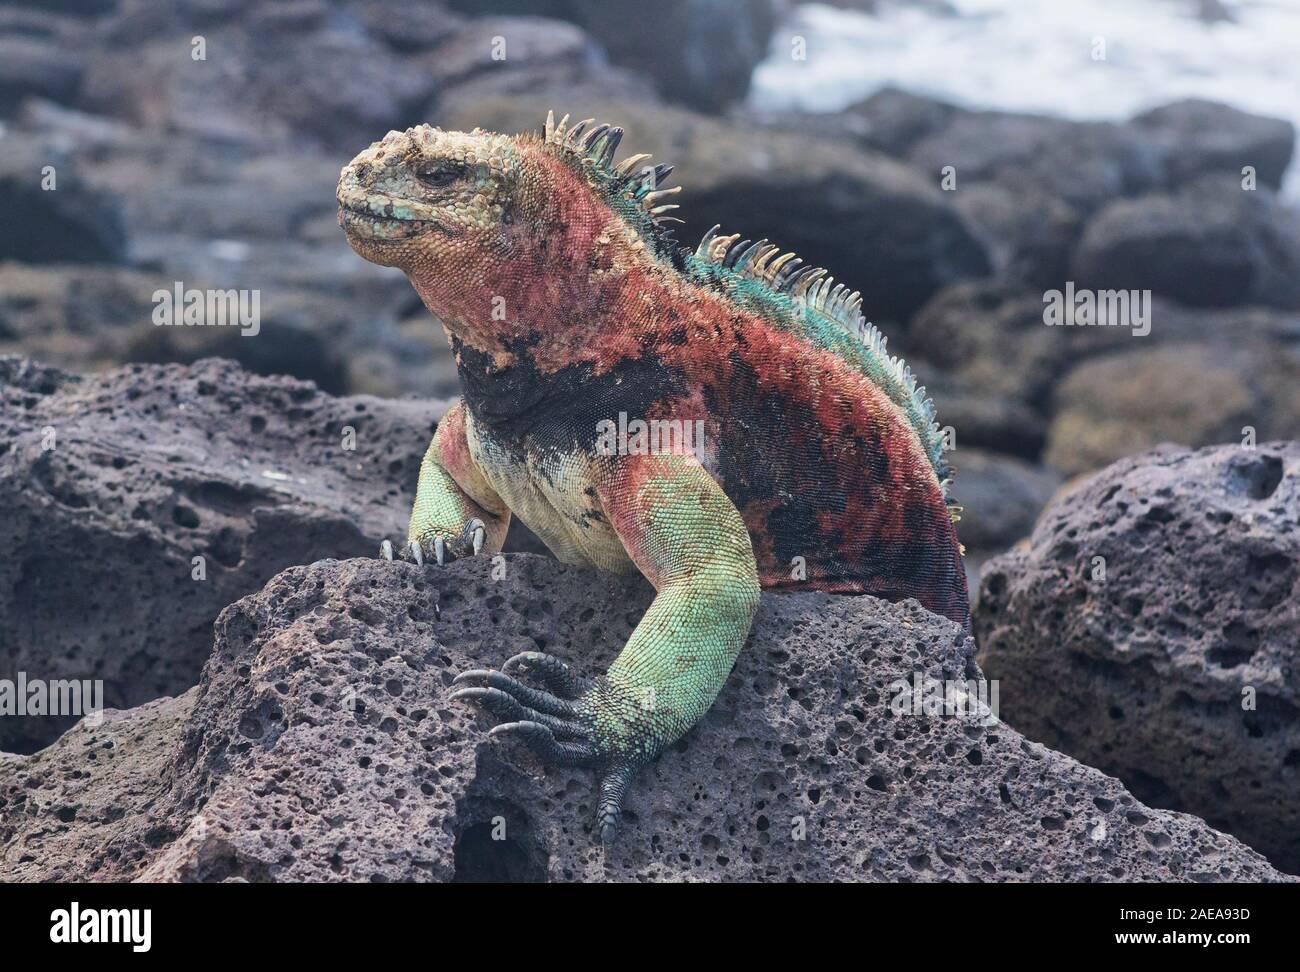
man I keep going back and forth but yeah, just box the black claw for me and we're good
[501,651,587,699]
[450,685,522,718]
[450,686,587,740]
[489,720,598,767]
[453,669,578,718]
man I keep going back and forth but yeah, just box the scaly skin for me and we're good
[337,115,969,842]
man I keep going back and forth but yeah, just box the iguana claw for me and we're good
[501,651,588,698]
[384,517,488,567]
[452,654,638,844]
[485,720,599,765]
[450,682,586,739]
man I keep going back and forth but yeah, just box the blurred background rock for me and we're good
[2,0,1297,568]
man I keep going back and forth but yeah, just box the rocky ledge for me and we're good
[1,555,1287,882]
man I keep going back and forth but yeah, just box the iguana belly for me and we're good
[465,415,635,574]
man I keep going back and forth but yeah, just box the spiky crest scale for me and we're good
[693,225,950,489]
[537,111,951,494]
[541,111,682,255]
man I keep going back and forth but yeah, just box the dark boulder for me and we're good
[977,442,1300,874]
[1132,98,1294,191]
[0,8,87,111]
[1044,340,1300,476]
[907,112,1165,217]
[844,86,965,158]
[0,136,126,264]
[1072,174,1300,310]
[425,15,650,111]
[81,16,434,151]
[445,0,775,112]
[949,448,1060,554]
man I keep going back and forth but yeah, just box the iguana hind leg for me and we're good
[452,452,760,843]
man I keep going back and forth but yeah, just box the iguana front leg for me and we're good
[382,400,510,564]
[452,453,761,843]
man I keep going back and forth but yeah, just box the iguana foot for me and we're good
[379,517,486,565]
[451,651,642,844]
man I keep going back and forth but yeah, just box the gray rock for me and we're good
[14,98,138,148]
[834,96,1093,291]
[422,15,608,88]
[80,19,435,152]
[949,448,1061,553]
[427,15,651,111]
[1,554,1286,881]
[1044,340,1300,476]
[0,356,444,752]
[908,283,1300,465]
[843,86,965,158]
[1132,99,1294,191]
[3,0,116,15]
[0,262,165,371]
[0,134,126,264]
[563,0,775,112]
[444,0,774,112]
[907,280,1133,414]
[113,151,344,243]
[1072,175,1300,310]
[976,442,1300,874]
[0,27,84,111]
[0,693,198,881]
[345,0,466,53]
[952,182,1081,290]
[96,0,259,47]
[908,111,1165,217]
[0,260,420,400]
[908,360,1047,461]
[25,0,118,14]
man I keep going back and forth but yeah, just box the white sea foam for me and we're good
[751,0,1300,194]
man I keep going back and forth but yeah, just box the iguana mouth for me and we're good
[336,187,445,242]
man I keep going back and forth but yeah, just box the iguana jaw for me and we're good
[335,184,443,244]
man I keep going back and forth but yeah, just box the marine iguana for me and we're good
[336,113,969,842]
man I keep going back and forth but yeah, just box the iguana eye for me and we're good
[415,163,465,189]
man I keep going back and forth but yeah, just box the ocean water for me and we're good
[750,0,1300,194]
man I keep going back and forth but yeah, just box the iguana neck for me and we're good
[410,205,679,373]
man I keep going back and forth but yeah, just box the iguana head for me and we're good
[337,117,682,355]
[336,124,522,269]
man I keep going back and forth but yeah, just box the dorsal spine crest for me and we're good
[694,224,949,489]
[538,111,950,491]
